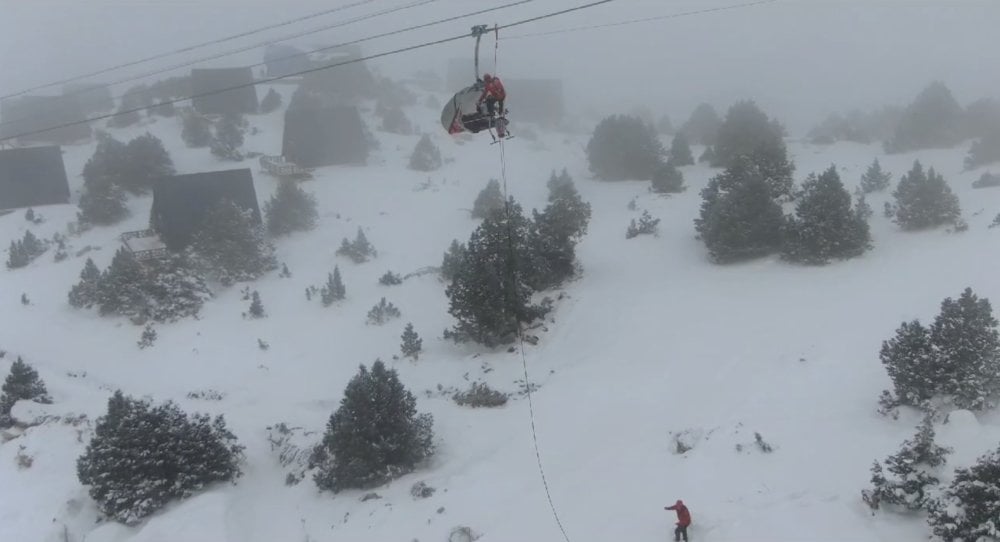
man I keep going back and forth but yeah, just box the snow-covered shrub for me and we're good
[472,179,505,219]
[626,210,660,239]
[408,134,442,171]
[893,161,961,230]
[6,230,47,269]
[586,114,666,181]
[336,227,377,263]
[453,382,508,408]
[366,297,400,325]
[379,271,402,286]
[76,391,244,524]
[860,158,892,193]
[0,358,51,427]
[928,445,1000,541]
[187,200,277,285]
[320,267,346,306]
[312,360,433,492]
[781,165,872,264]
[400,323,422,360]
[264,180,318,236]
[863,416,950,513]
[710,100,794,199]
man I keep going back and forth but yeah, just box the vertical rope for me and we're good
[493,26,572,542]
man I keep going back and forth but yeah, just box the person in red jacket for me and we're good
[477,73,506,118]
[665,499,692,542]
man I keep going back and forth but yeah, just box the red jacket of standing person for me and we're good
[666,500,692,526]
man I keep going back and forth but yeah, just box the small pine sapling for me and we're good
[247,291,265,319]
[138,324,157,349]
[379,271,402,286]
[626,210,661,239]
[367,297,401,325]
[400,323,422,359]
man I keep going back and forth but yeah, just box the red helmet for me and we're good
[483,73,493,82]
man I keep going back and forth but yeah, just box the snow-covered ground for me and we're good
[1,82,999,542]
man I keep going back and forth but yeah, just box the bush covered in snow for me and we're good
[453,382,508,408]
[366,297,400,325]
[320,266,346,305]
[885,81,964,153]
[400,322,422,359]
[860,158,892,194]
[187,201,277,285]
[0,357,51,427]
[586,114,666,181]
[472,179,505,219]
[408,134,442,171]
[863,416,950,512]
[928,444,1000,541]
[264,180,318,236]
[337,227,377,263]
[312,360,433,492]
[892,161,961,230]
[6,230,47,269]
[781,165,872,265]
[710,100,794,200]
[82,131,174,195]
[626,211,660,239]
[77,391,244,524]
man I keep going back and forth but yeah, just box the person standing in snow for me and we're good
[665,499,692,542]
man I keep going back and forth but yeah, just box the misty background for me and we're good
[2,0,999,135]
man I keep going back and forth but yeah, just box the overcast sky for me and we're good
[2,0,999,135]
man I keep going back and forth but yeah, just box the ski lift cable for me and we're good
[0,0,536,132]
[1,0,378,100]
[502,0,778,40]
[32,0,445,114]
[0,0,622,143]
[490,21,572,541]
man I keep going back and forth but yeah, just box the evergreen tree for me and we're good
[181,109,213,148]
[930,288,1000,409]
[378,271,402,286]
[680,103,721,146]
[854,187,873,222]
[142,255,211,322]
[69,258,103,309]
[6,231,46,269]
[77,176,129,226]
[210,113,246,160]
[864,416,951,512]
[187,200,277,285]
[82,132,128,186]
[893,161,961,230]
[313,360,433,492]
[137,324,157,349]
[366,297,401,325]
[586,114,666,180]
[650,161,685,194]
[880,320,937,408]
[401,323,422,360]
[445,200,547,346]
[964,129,1000,170]
[77,391,243,524]
[525,177,592,290]
[885,81,964,153]
[928,445,1000,542]
[668,133,694,166]
[97,247,149,318]
[546,168,574,197]
[626,210,661,239]
[695,158,785,263]
[0,358,52,427]
[121,133,175,194]
[264,180,318,236]
[320,267,346,306]
[259,88,282,114]
[247,291,265,318]
[440,240,466,282]
[336,227,377,263]
[408,134,442,172]
[472,179,505,219]
[860,158,892,193]
[782,165,871,264]
[710,100,795,199]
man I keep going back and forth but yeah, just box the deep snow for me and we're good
[1,81,999,542]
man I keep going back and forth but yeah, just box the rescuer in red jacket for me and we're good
[665,500,692,542]
[477,73,506,118]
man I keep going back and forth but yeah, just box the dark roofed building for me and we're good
[150,168,260,250]
[504,78,564,127]
[0,146,71,210]
[0,95,92,144]
[62,83,114,115]
[282,106,369,168]
[264,43,311,78]
[190,67,258,116]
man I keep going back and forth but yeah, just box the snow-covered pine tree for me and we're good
[259,88,282,114]
[264,180,318,236]
[401,322,422,359]
[121,133,174,194]
[366,297,400,325]
[320,266,346,306]
[82,132,128,185]
[440,239,467,282]
[864,416,951,512]
[893,161,961,230]
[695,158,785,262]
[586,114,666,181]
[928,445,1000,542]
[471,178,505,219]
[880,320,936,408]
[408,134,442,172]
[6,240,27,269]
[97,247,149,318]
[336,227,377,263]
[68,258,103,309]
[626,210,661,239]
[210,113,245,160]
[782,165,872,264]
[853,187,874,221]
[313,360,433,492]
[680,103,721,146]
[137,324,157,349]
[525,176,592,289]
[929,288,1000,409]
[668,132,695,166]
[187,200,277,285]
[247,291,265,318]
[710,100,794,199]
[546,168,574,198]
[77,176,129,226]
[445,199,547,346]
[651,161,685,194]
[860,158,892,193]
[143,255,211,322]
[77,391,243,524]
[379,271,402,286]
[181,109,212,148]
[0,357,52,427]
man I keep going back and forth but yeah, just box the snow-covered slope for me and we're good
[1,84,999,542]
